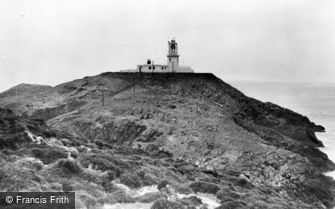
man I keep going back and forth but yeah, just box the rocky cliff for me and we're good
[0,72,334,209]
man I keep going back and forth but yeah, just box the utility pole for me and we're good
[101,92,105,106]
[133,73,135,94]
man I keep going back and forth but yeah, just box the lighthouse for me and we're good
[129,39,193,73]
[167,39,179,72]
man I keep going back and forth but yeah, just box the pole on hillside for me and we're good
[101,92,105,106]
[133,73,135,94]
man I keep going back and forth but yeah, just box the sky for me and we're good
[1,0,335,92]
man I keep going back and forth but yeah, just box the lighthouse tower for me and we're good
[130,38,193,73]
[167,39,179,72]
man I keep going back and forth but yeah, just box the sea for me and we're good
[231,81,335,179]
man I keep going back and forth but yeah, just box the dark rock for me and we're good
[168,105,177,109]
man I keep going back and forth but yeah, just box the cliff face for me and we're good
[0,72,334,209]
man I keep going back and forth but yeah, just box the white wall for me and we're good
[137,65,169,73]
[167,57,179,72]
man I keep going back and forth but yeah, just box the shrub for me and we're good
[31,147,67,164]
[0,169,7,181]
[78,154,130,176]
[235,178,254,189]
[62,181,74,192]
[119,172,141,188]
[151,199,184,209]
[215,200,247,209]
[175,185,193,195]
[104,170,116,181]
[55,159,82,174]
[141,173,158,185]
[157,180,170,191]
[110,190,135,203]
[188,181,220,194]
[179,196,202,206]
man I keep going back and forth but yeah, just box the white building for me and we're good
[133,39,194,73]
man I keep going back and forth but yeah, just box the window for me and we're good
[153,66,155,70]
[149,66,151,69]
[171,44,176,51]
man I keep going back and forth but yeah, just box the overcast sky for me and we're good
[1,0,335,92]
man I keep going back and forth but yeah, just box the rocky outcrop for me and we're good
[0,72,334,209]
[30,100,87,121]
